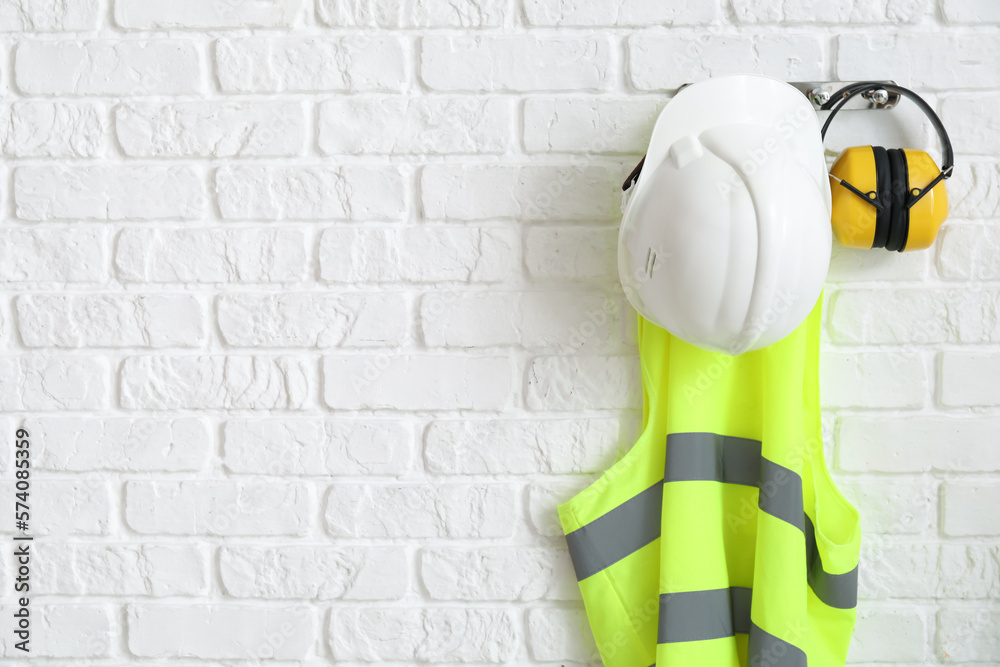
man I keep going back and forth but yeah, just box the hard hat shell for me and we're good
[618,74,832,355]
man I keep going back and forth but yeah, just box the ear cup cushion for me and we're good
[899,149,913,251]
[885,148,910,252]
[872,146,891,249]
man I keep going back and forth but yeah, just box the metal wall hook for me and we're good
[675,80,900,110]
[789,81,899,110]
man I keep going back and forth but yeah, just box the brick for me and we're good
[943,0,1000,22]
[819,352,926,409]
[836,477,935,534]
[319,227,515,283]
[857,540,939,599]
[0,479,110,535]
[941,94,1000,156]
[125,481,312,536]
[420,291,622,349]
[0,228,106,283]
[218,293,407,347]
[422,163,619,221]
[936,608,1000,661]
[220,546,407,599]
[524,0,716,25]
[317,0,507,26]
[116,228,305,283]
[827,243,928,282]
[938,544,1000,598]
[829,288,1000,345]
[837,33,1000,89]
[629,34,824,90]
[942,482,1000,536]
[121,355,310,410]
[424,418,627,474]
[128,604,314,659]
[17,294,205,347]
[0,0,98,31]
[838,416,1000,472]
[35,544,208,596]
[938,223,1000,280]
[0,418,13,472]
[421,548,575,600]
[318,96,511,155]
[0,355,107,410]
[325,483,515,538]
[525,226,618,282]
[27,417,210,472]
[523,97,664,154]
[15,40,202,95]
[529,479,594,537]
[947,161,1000,219]
[115,0,302,29]
[850,607,926,662]
[116,101,305,157]
[0,605,111,658]
[323,355,510,411]
[15,166,204,221]
[331,608,516,661]
[216,165,404,220]
[940,351,1000,406]
[216,37,406,92]
[421,36,613,92]
[732,0,926,22]
[527,607,596,662]
[223,419,411,475]
[0,102,103,157]
[526,355,640,410]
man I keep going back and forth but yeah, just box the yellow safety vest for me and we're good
[558,289,861,667]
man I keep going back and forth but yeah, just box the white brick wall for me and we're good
[2,0,998,663]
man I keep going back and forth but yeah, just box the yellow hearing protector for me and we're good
[822,82,954,252]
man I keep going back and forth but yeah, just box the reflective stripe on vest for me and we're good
[557,289,862,667]
[564,434,858,609]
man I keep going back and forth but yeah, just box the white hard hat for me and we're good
[618,74,832,355]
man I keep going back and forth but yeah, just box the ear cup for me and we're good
[885,148,910,252]
[901,149,950,251]
[830,147,881,249]
[871,146,891,249]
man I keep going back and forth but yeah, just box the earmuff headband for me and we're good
[821,82,954,209]
[623,156,645,192]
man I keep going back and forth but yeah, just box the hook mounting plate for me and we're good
[788,81,900,110]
